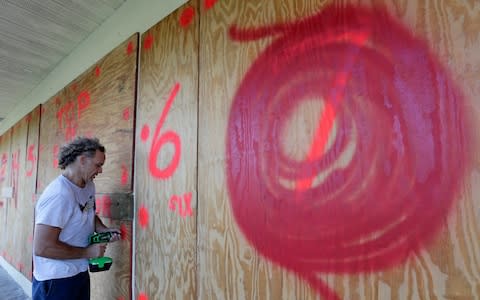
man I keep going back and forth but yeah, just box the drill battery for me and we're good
[88,232,113,272]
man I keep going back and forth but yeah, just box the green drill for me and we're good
[88,232,113,272]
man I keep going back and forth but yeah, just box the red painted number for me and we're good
[148,83,181,179]
[0,153,7,182]
[26,144,36,177]
[56,90,91,141]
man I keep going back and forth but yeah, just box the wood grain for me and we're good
[198,0,328,299]
[135,1,199,299]
[35,34,138,300]
[0,107,40,280]
[37,34,138,194]
[0,1,479,299]
[197,0,480,299]
[0,129,13,265]
[90,219,133,299]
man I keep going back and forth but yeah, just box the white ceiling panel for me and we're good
[0,0,126,122]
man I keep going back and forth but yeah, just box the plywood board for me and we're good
[35,34,138,300]
[135,1,199,299]
[0,129,12,259]
[23,106,41,280]
[197,0,480,299]
[90,219,133,300]
[3,120,28,277]
[0,107,40,279]
[197,0,307,298]
[37,34,138,194]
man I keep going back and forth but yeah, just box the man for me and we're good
[32,137,120,300]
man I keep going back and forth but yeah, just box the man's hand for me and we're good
[95,215,121,242]
[107,230,121,242]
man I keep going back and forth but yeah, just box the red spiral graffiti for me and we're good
[226,5,474,299]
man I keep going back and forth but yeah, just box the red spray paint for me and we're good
[168,192,193,218]
[127,41,135,55]
[53,145,59,168]
[147,83,181,180]
[138,205,149,229]
[26,144,36,177]
[0,153,7,182]
[96,195,112,218]
[204,0,218,10]
[144,34,153,50]
[179,7,195,28]
[121,165,129,186]
[226,5,474,299]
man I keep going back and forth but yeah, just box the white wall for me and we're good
[0,0,187,135]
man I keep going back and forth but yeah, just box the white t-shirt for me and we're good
[33,175,96,281]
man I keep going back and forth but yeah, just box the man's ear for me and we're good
[78,154,87,165]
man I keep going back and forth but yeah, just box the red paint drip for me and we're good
[204,0,218,10]
[138,293,148,300]
[95,66,101,77]
[144,34,153,50]
[123,107,130,120]
[96,195,112,218]
[226,5,473,299]
[26,144,36,177]
[148,83,181,179]
[297,34,369,192]
[77,90,91,119]
[127,41,134,55]
[179,6,195,28]
[140,125,150,142]
[120,223,128,241]
[53,145,59,168]
[56,100,78,141]
[0,153,8,182]
[121,165,128,186]
[138,205,149,229]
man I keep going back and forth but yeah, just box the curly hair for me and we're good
[58,137,105,169]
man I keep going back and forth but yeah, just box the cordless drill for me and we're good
[88,232,113,272]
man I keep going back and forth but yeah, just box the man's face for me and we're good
[83,150,105,182]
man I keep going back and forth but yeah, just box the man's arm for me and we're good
[33,224,105,259]
[95,215,109,232]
